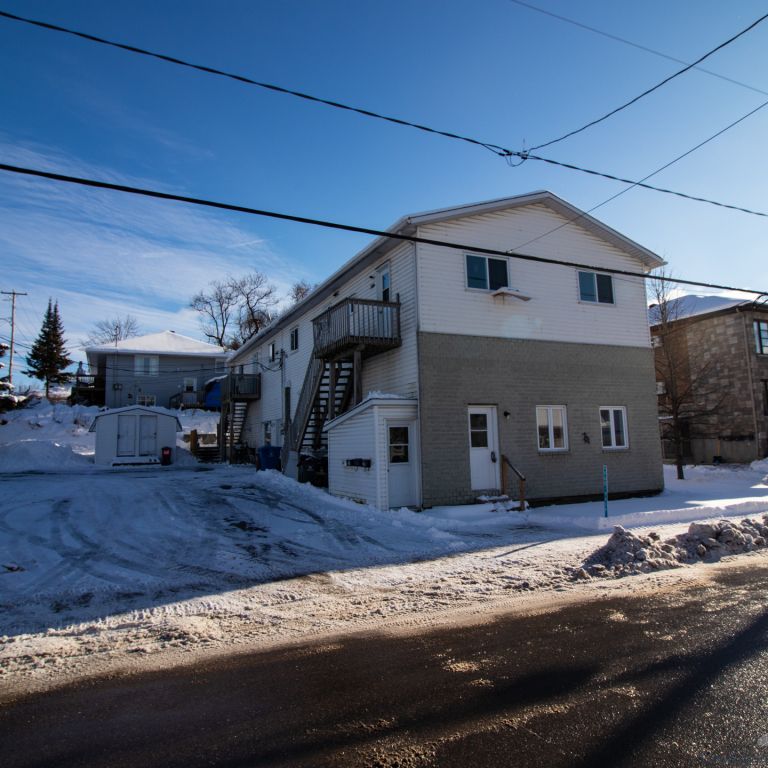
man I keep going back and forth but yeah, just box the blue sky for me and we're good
[2,0,768,389]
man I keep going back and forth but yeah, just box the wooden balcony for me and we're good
[312,298,401,360]
[221,373,261,402]
[70,374,106,406]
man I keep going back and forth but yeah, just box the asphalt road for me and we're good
[3,562,768,768]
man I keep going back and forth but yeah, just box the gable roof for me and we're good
[89,405,182,431]
[86,331,227,357]
[232,191,665,362]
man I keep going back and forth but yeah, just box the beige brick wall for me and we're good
[418,333,664,507]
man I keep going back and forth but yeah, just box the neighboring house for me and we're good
[225,191,665,509]
[72,331,228,409]
[650,295,768,463]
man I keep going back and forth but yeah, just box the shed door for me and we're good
[468,406,500,491]
[117,415,136,456]
[138,415,158,456]
[387,422,418,508]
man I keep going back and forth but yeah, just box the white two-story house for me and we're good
[225,191,665,509]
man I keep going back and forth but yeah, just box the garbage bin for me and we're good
[257,445,282,471]
[161,446,172,466]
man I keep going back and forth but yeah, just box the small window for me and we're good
[378,263,391,302]
[578,271,614,304]
[183,377,196,393]
[468,412,489,447]
[600,406,628,449]
[290,327,299,352]
[466,254,509,291]
[268,342,276,362]
[755,321,768,355]
[388,426,409,463]
[536,406,568,451]
[134,355,159,376]
[263,421,272,445]
[656,381,666,395]
[137,394,156,406]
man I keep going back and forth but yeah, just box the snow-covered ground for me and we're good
[2,399,768,697]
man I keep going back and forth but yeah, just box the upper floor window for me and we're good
[536,406,568,452]
[377,263,391,302]
[600,406,628,449]
[466,254,509,291]
[290,327,299,352]
[755,320,768,355]
[134,355,159,376]
[268,342,277,362]
[578,271,614,304]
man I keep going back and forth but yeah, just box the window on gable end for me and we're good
[290,327,299,352]
[578,271,614,304]
[465,254,509,291]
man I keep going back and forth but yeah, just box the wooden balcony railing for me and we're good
[312,298,401,359]
[221,373,261,401]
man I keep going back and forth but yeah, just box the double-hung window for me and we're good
[600,406,628,449]
[134,355,159,376]
[536,406,568,451]
[578,271,614,304]
[466,254,509,291]
[290,327,299,352]
[755,320,768,355]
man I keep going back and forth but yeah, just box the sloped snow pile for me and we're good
[573,515,768,579]
[0,440,94,472]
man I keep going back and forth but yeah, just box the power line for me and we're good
[3,9,767,220]
[0,9,506,158]
[509,0,768,99]
[507,95,768,253]
[0,161,765,297]
[527,9,768,152]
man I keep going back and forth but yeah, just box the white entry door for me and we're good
[117,415,136,456]
[138,415,158,456]
[468,406,500,491]
[387,421,417,508]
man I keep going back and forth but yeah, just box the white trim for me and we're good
[536,405,569,452]
[599,405,629,450]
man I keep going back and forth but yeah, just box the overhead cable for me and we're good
[0,161,765,297]
[509,0,768,99]
[527,9,768,151]
[1,9,766,220]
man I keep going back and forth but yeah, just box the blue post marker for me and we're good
[603,464,609,518]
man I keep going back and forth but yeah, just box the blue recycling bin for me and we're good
[257,445,282,471]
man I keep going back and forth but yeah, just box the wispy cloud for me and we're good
[0,139,308,377]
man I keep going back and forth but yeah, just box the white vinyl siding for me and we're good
[234,242,418,448]
[417,205,651,348]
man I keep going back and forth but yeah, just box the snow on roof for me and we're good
[86,331,227,357]
[648,295,752,325]
[89,405,182,431]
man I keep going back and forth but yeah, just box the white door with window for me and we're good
[468,406,500,490]
[138,415,158,456]
[387,421,417,508]
[117,415,136,456]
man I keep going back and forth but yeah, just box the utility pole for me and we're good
[1,290,27,387]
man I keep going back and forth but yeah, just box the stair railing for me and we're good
[501,455,527,511]
[287,357,325,456]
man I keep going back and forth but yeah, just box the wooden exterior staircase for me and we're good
[219,373,261,462]
[281,297,401,475]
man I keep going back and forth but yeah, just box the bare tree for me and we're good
[191,272,277,349]
[650,272,729,479]
[83,315,141,346]
[288,280,313,305]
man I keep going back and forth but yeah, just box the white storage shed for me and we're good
[325,396,419,510]
[89,406,182,466]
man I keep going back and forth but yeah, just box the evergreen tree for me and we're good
[24,300,73,397]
